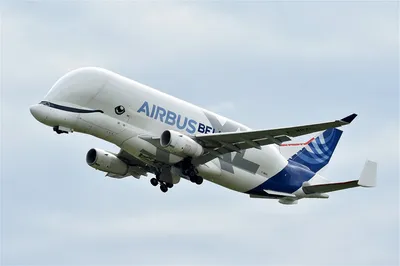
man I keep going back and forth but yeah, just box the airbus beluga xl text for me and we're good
[30,67,377,205]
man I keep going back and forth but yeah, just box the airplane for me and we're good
[29,67,377,205]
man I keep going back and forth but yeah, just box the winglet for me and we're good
[341,113,358,124]
[358,160,377,187]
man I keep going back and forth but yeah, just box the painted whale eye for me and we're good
[115,105,125,115]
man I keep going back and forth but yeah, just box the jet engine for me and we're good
[160,130,203,157]
[86,148,129,176]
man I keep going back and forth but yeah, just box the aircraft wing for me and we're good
[110,149,153,179]
[192,113,357,164]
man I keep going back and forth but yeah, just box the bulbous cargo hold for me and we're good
[160,130,204,158]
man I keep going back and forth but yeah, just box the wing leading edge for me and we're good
[192,113,357,164]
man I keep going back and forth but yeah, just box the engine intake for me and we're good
[86,148,129,176]
[160,130,203,157]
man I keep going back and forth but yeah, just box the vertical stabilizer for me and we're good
[289,128,343,173]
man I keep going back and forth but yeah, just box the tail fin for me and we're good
[289,128,343,173]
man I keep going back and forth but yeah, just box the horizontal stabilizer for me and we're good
[302,160,377,194]
[302,180,359,194]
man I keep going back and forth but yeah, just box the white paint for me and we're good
[29,67,377,202]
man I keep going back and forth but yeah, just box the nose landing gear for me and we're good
[53,126,72,134]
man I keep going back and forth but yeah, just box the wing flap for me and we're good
[114,149,152,179]
[106,172,129,179]
[193,135,290,164]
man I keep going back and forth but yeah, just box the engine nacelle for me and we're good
[86,148,129,176]
[160,130,203,157]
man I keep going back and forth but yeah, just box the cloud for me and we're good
[84,1,397,64]
[3,0,397,87]
[205,101,236,115]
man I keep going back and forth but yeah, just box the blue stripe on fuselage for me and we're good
[246,160,315,196]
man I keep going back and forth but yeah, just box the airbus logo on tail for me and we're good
[137,101,216,134]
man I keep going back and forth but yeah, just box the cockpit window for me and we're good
[39,101,51,106]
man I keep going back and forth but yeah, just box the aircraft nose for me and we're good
[30,104,47,123]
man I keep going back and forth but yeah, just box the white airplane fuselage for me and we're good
[29,67,349,203]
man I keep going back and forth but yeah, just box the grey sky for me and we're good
[1,1,399,265]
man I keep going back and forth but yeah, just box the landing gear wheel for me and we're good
[160,184,168,193]
[166,183,173,188]
[188,170,196,178]
[150,178,158,186]
[190,176,197,183]
[195,176,203,185]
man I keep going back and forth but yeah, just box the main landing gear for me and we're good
[150,176,173,193]
[181,158,203,185]
[182,168,203,185]
[150,159,203,193]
